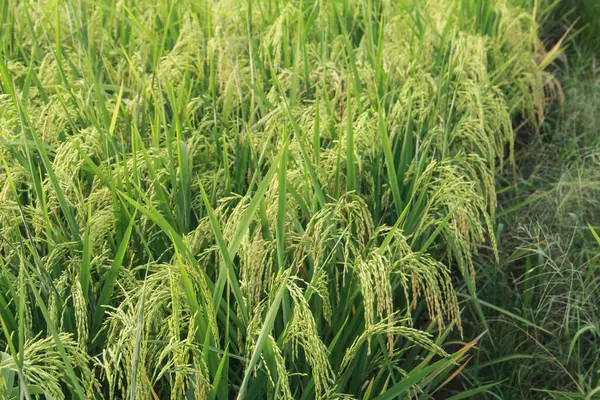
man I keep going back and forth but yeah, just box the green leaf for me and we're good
[346,86,356,192]
[446,382,502,400]
[198,181,248,326]
[93,212,136,331]
[458,294,552,335]
[237,274,288,400]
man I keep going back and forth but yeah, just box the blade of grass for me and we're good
[198,181,248,326]
[458,293,552,335]
[93,211,137,332]
[236,274,288,400]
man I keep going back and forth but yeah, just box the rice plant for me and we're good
[0,0,555,398]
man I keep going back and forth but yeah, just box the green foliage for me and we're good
[459,54,600,399]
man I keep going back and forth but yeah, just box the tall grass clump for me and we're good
[458,49,600,398]
[0,0,556,398]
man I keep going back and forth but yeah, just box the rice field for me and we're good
[0,0,583,398]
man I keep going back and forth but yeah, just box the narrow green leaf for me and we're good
[93,212,136,330]
[237,274,288,400]
[346,86,356,192]
[458,294,552,335]
[198,181,248,326]
[80,205,92,300]
[446,382,502,400]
